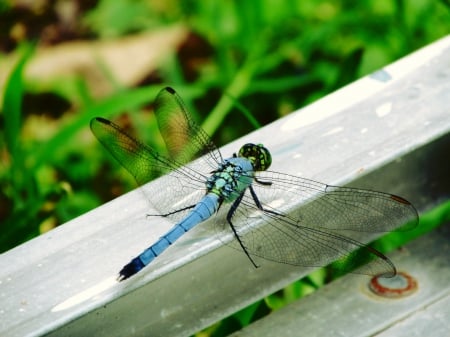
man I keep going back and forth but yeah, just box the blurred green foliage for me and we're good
[0,0,449,335]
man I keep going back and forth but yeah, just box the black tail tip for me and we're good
[117,258,145,282]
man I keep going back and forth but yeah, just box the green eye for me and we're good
[238,143,272,171]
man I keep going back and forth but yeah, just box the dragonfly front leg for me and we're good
[148,204,196,218]
[226,192,259,268]
[248,185,284,217]
[254,177,272,186]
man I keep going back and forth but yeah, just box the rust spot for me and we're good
[369,271,418,298]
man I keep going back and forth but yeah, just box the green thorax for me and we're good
[206,143,272,202]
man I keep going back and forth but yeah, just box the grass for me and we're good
[0,0,449,335]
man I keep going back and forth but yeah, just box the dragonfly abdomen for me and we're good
[118,193,220,281]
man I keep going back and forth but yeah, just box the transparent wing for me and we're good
[154,87,223,169]
[216,171,419,276]
[90,117,207,223]
[90,87,226,222]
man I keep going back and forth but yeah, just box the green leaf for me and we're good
[3,43,35,160]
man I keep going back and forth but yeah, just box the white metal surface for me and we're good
[0,35,449,337]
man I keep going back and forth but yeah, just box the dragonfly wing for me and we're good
[215,171,418,276]
[141,163,207,223]
[253,171,418,232]
[91,117,173,182]
[154,87,223,169]
[90,117,206,223]
[91,87,225,222]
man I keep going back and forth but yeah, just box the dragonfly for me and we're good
[90,86,418,281]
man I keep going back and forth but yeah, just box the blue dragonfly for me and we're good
[90,87,418,281]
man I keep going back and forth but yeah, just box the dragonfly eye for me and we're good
[238,143,272,171]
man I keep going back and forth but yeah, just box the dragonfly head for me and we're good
[238,143,272,171]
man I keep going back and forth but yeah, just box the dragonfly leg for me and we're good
[147,204,196,217]
[254,177,272,186]
[227,192,259,268]
[248,185,284,217]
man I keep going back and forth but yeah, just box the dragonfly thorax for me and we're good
[238,143,272,171]
[206,157,254,202]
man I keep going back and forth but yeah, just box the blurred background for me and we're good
[1,1,449,335]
